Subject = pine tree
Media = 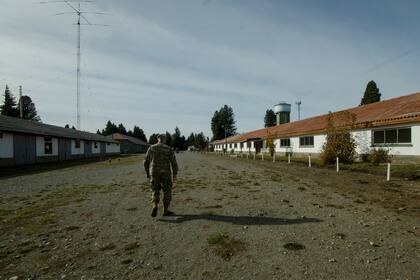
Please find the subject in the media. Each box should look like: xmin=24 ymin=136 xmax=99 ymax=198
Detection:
xmin=117 ymin=123 xmax=127 ymax=134
xmin=211 ymin=105 xmax=236 ymax=140
xmin=18 ymin=95 xmax=41 ymax=121
xmin=0 ymin=85 xmax=19 ymax=117
xmin=360 ymin=80 xmax=381 ymax=105
xmin=132 ymin=126 xmax=147 ymax=142
xmin=102 ymin=121 xmax=119 ymax=135
xmin=65 ymin=124 xmax=70 ymax=128
xmin=264 ymin=109 xmax=276 ymax=127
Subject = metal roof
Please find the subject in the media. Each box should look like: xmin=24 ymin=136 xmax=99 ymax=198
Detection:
xmin=0 ymin=115 xmax=119 ymax=143
xmin=107 ymin=133 xmax=150 ymax=146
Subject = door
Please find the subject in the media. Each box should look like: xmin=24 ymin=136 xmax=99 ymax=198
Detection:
xmin=254 ymin=140 xmax=262 ymax=154
xmin=65 ymin=139 xmax=72 ymax=160
xmin=84 ymin=141 xmax=92 ymax=158
xmin=100 ymin=142 xmax=106 ymax=157
xmin=58 ymin=138 xmax=66 ymax=161
xmin=13 ymin=134 xmax=37 ymax=166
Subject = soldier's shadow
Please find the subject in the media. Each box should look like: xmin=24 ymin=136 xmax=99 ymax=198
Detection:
xmin=158 ymin=214 xmax=322 ymax=225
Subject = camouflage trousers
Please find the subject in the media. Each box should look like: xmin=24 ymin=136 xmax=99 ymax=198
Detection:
xmin=150 ymin=175 xmax=173 ymax=204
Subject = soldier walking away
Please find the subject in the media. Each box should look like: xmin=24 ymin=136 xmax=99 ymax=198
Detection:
xmin=144 ymin=134 xmax=178 ymax=217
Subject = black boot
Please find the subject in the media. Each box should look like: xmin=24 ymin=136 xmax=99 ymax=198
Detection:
xmin=163 ymin=202 xmax=174 ymax=216
xmin=151 ymin=202 xmax=158 ymax=217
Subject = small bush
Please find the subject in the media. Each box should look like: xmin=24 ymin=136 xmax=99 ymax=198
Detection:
xmin=230 ymin=149 xmax=235 ymax=155
xmin=368 ymin=148 xmax=389 ymax=165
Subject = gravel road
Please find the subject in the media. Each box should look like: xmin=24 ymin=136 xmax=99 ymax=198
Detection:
xmin=0 ymin=152 xmax=419 ymax=279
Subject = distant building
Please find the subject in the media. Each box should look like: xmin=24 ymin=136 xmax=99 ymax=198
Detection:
xmin=212 ymin=92 xmax=420 ymax=163
xmin=107 ymin=133 xmax=149 ymax=154
xmin=0 ymin=115 xmax=120 ymax=167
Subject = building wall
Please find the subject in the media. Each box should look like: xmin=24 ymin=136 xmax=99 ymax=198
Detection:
xmin=353 ymin=123 xmax=420 ymax=156
xmin=36 ymin=136 xmax=58 ymax=157
xmin=0 ymin=132 xmax=14 ymax=158
xmin=213 ymin=123 xmax=420 ymax=159
xmin=71 ymin=139 xmax=85 ymax=155
xmin=92 ymin=141 xmax=100 ymax=154
xmin=106 ymin=143 xmax=120 ymax=154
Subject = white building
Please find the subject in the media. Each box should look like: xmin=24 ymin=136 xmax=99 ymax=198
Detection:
xmin=212 ymin=92 xmax=420 ymax=162
xmin=0 ymin=115 xmax=120 ymax=167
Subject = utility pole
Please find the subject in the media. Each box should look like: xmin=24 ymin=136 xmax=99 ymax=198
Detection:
xmin=19 ymin=86 xmax=23 ymax=119
xmin=296 ymin=101 xmax=302 ymax=121
xmin=76 ymin=2 xmax=81 ymax=130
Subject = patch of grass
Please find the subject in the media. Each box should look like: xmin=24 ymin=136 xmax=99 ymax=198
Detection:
xmin=65 ymin=225 xmax=81 ymax=231
xmin=207 ymin=233 xmax=246 ymax=260
xmin=121 ymin=258 xmax=133 ymax=265
xmin=100 ymin=243 xmax=116 ymax=251
xmin=17 ymin=240 xmax=38 ymax=254
xmin=124 ymin=242 xmax=140 ymax=251
xmin=283 ymin=242 xmax=305 ymax=251
xmin=125 ymin=207 xmax=138 ymax=211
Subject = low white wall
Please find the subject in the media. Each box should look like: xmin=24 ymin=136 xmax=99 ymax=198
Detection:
xmin=0 ymin=132 xmax=14 ymax=158
xmin=353 ymin=123 xmax=420 ymax=156
xmin=71 ymin=139 xmax=85 ymax=155
xmin=92 ymin=141 xmax=100 ymax=154
xmin=106 ymin=143 xmax=120 ymax=154
xmin=36 ymin=136 xmax=58 ymax=156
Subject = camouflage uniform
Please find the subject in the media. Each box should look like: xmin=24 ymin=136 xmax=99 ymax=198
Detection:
xmin=143 ymin=143 xmax=178 ymax=205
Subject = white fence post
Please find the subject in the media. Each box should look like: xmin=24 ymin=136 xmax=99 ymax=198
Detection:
xmin=273 ymin=154 xmax=276 ymax=163
xmin=262 ymin=153 xmax=264 ymax=161
xmin=288 ymin=153 xmax=291 ymax=164
xmin=387 ymin=162 xmax=391 ymax=181
xmin=308 ymin=154 xmax=312 ymax=168
xmin=336 ymin=157 xmax=339 ymax=173
xmin=253 ymin=153 xmax=256 ymax=160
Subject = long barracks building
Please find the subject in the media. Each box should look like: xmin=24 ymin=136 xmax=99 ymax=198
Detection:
xmin=212 ymin=92 xmax=420 ymax=163
xmin=0 ymin=115 xmax=120 ymax=167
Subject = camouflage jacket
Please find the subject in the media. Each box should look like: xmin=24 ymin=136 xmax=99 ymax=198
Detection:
xmin=144 ymin=143 xmax=178 ymax=178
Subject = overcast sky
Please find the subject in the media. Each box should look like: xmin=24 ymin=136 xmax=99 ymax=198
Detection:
xmin=1 ymin=0 xmax=420 ymax=138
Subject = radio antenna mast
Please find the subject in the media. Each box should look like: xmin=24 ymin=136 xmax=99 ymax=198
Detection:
xmin=40 ymin=0 xmax=108 ymax=130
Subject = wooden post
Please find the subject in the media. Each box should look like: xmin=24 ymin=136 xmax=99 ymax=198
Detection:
xmin=288 ymin=153 xmax=291 ymax=164
xmin=387 ymin=162 xmax=391 ymax=181
xmin=262 ymin=153 xmax=264 ymax=161
xmin=253 ymin=152 xmax=256 ymax=160
xmin=308 ymin=154 xmax=312 ymax=168
xmin=336 ymin=157 xmax=339 ymax=173
xmin=273 ymin=154 xmax=275 ymax=163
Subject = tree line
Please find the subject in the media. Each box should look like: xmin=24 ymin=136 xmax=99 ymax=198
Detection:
xmin=0 ymin=85 xmax=41 ymax=121
xmin=96 ymin=121 xmax=208 ymax=151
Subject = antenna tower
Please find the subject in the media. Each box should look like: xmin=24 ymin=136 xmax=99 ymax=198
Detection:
xmin=40 ymin=0 xmax=108 ymax=130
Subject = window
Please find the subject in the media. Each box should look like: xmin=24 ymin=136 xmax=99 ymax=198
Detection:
xmin=234 ymin=143 xmax=237 ymax=148
xmin=240 ymin=142 xmax=243 ymax=148
xmin=94 ymin=142 xmax=98 ymax=149
xmin=75 ymin=139 xmax=81 ymax=149
xmin=373 ymin=127 xmax=411 ymax=145
xmin=299 ymin=136 xmax=314 ymax=147
xmin=0 ymin=132 xmax=3 ymax=139
xmin=247 ymin=142 xmax=251 ymax=148
xmin=280 ymin=138 xmax=291 ymax=147
xmin=44 ymin=136 xmax=53 ymax=154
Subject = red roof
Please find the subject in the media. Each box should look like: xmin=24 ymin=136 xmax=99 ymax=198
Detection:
xmin=212 ymin=91 xmax=420 ymax=144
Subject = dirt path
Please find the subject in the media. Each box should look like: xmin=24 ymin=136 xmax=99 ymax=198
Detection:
xmin=1 ymin=153 xmax=419 ymax=279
